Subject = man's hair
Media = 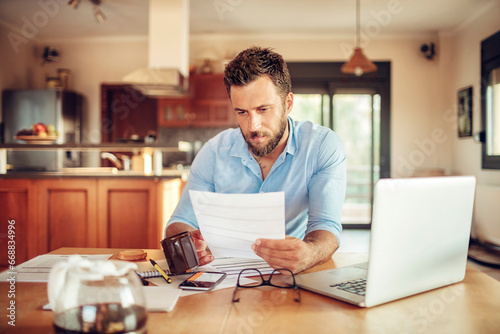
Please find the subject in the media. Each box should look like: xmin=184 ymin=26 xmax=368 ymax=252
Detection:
xmin=223 ymin=47 xmax=292 ymax=103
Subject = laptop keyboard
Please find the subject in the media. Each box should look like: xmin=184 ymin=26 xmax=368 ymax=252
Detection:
xmin=330 ymin=278 xmax=366 ymax=296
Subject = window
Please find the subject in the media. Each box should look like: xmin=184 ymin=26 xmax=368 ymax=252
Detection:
xmin=486 ymin=68 xmax=500 ymax=155
xmin=481 ymin=30 xmax=500 ymax=169
xmin=288 ymin=62 xmax=391 ymax=228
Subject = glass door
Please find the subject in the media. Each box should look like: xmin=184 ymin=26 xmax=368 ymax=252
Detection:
xmin=292 ymin=90 xmax=381 ymax=226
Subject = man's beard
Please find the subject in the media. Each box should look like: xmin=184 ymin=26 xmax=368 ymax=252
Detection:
xmin=243 ymin=115 xmax=288 ymax=157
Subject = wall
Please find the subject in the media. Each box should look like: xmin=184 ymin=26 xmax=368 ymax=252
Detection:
xmin=438 ymin=1 xmax=500 ymax=244
xmin=0 ymin=24 xmax=38 ymax=123
xmin=34 ymin=37 xmax=148 ymax=144
xmin=0 ymin=23 xmax=149 ymax=143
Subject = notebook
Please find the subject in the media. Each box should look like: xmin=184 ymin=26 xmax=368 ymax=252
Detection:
xmin=291 ymin=176 xmax=476 ymax=307
xmin=136 ymin=258 xmax=170 ymax=278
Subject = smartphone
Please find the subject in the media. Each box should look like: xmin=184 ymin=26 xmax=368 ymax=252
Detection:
xmin=179 ymin=271 xmax=227 ymax=291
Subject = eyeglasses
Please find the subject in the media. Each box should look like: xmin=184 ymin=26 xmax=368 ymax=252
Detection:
xmin=232 ymin=268 xmax=301 ymax=303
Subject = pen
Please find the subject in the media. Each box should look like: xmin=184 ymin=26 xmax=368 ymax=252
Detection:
xmin=149 ymin=259 xmax=172 ymax=284
xmin=136 ymin=272 xmax=150 ymax=286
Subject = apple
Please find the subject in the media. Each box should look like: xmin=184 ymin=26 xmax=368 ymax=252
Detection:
xmin=46 ymin=124 xmax=57 ymax=136
xmin=31 ymin=123 xmax=47 ymax=135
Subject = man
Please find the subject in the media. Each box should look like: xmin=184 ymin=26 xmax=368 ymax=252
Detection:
xmin=166 ymin=47 xmax=346 ymax=274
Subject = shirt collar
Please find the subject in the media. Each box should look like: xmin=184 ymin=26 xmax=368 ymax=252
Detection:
xmin=285 ymin=116 xmax=297 ymax=156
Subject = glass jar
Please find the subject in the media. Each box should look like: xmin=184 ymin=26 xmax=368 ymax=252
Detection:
xmin=48 ymin=256 xmax=147 ymax=334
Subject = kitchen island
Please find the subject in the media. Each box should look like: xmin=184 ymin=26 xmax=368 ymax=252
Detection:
xmin=0 ymin=175 xmax=184 ymax=268
xmin=0 ymin=143 xmax=190 ymax=268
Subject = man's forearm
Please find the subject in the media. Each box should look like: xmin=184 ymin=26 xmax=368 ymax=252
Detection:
xmin=303 ymin=229 xmax=339 ymax=268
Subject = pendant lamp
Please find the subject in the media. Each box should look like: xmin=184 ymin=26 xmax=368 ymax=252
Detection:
xmin=68 ymin=0 xmax=107 ymax=23
xmin=341 ymin=0 xmax=377 ymax=76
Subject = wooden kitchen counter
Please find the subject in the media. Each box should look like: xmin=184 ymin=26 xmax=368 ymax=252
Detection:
xmin=0 ymin=170 xmax=187 ymax=179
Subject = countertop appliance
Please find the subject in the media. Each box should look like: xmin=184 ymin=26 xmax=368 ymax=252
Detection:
xmin=1 ymin=89 xmax=82 ymax=171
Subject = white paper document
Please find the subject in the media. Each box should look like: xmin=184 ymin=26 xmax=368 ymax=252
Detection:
xmin=45 ymin=286 xmax=181 ymax=313
xmin=210 ymin=257 xmax=275 ymax=277
xmin=0 ymin=254 xmax=113 ymax=282
xmin=142 ymin=286 xmax=181 ymax=312
xmin=189 ymin=190 xmax=286 ymax=259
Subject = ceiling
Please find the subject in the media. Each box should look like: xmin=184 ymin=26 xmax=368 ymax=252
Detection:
xmin=0 ymin=0 xmax=496 ymax=40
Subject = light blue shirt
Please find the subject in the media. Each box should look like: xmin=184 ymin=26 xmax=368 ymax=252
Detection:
xmin=167 ymin=117 xmax=346 ymax=243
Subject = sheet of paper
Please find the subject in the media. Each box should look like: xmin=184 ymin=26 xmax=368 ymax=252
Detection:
xmin=44 ymin=286 xmax=181 ymax=313
xmin=142 ymin=286 xmax=181 ymax=312
xmin=0 ymin=254 xmax=113 ymax=282
xmin=189 ymin=190 xmax=286 ymax=258
xmin=209 ymin=257 xmax=275 ymax=277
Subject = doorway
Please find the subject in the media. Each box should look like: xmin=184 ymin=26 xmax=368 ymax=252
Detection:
xmin=292 ymin=91 xmax=381 ymax=226
xmin=287 ymin=61 xmax=391 ymax=228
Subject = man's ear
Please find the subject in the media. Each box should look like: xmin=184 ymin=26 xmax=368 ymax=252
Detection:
xmin=285 ymin=92 xmax=294 ymax=114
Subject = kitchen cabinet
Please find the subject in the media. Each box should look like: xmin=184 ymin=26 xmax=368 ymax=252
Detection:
xmin=190 ymin=74 xmax=238 ymax=128
xmin=191 ymin=73 xmax=228 ymax=100
xmin=0 ymin=179 xmax=38 ymax=267
xmin=97 ymin=179 xmax=160 ymax=249
xmin=190 ymin=99 xmax=236 ymax=127
xmin=37 ymin=179 xmax=98 ymax=253
xmin=157 ymin=98 xmax=192 ymax=127
xmin=105 ymin=75 xmax=237 ymax=130
xmin=101 ymin=84 xmax=158 ymax=142
xmin=0 ymin=177 xmax=182 ymax=266
xmin=156 ymin=74 xmax=237 ymax=128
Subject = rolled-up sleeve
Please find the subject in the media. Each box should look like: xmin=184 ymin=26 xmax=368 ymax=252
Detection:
xmin=306 ymin=131 xmax=346 ymax=243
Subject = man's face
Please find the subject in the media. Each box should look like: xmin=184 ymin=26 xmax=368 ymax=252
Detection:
xmin=230 ymin=76 xmax=293 ymax=157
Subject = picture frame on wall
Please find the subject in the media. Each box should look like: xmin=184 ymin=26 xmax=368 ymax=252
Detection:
xmin=458 ymin=86 xmax=473 ymax=137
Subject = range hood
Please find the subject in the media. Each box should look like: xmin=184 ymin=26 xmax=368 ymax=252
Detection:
xmin=123 ymin=0 xmax=189 ymax=97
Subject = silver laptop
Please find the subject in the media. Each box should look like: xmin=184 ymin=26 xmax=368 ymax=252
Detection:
xmin=292 ymin=176 xmax=476 ymax=307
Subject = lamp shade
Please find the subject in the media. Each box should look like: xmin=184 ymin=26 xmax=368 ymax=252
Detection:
xmin=341 ymin=47 xmax=377 ymax=76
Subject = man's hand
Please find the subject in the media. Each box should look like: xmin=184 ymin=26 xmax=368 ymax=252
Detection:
xmin=190 ymin=229 xmax=214 ymax=266
xmin=251 ymin=230 xmax=339 ymax=274
xmin=165 ymin=223 xmax=214 ymax=266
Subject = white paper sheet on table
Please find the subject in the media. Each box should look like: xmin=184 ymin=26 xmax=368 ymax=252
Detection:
xmin=0 ymin=254 xmax=113 ymax=282
xmin=189 ymin=190 xmax=286 ymax=259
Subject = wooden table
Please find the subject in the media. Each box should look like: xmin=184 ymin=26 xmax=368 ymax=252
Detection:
xmin=1 ymin=248 xmax=500 ymax=334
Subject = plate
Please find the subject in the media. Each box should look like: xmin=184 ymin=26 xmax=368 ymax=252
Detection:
xmin=14 ymin=135 xmax=59 ymax=144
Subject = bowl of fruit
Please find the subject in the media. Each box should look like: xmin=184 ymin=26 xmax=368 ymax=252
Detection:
xmin=14 ymin=123 xmax=59 ymax=144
